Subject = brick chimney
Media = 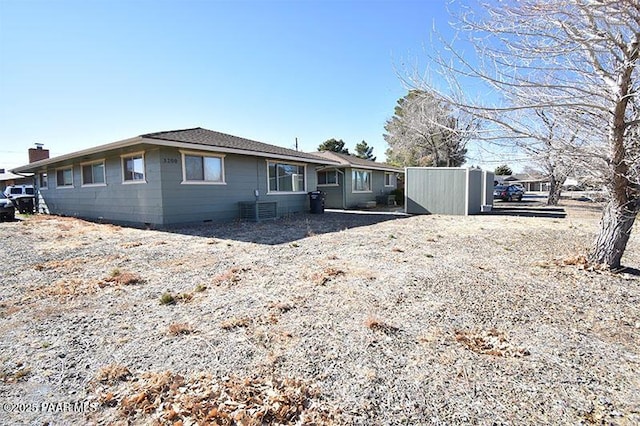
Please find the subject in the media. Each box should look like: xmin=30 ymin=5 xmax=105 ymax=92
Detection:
xmin=28 ymin=143 xmax=49 ymax=163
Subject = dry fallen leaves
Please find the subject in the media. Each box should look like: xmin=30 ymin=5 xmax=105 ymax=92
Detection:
xmin=535 ymin=254 xmax=611 ymax=272
xmin=94 ymin=370 xmax=335 ymax=425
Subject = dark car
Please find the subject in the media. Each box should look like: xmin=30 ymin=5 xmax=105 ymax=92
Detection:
xmin=0 ymin=193 xmax=15 ymax=221
xmin=494 ymin=184 xmax=524 ymax=201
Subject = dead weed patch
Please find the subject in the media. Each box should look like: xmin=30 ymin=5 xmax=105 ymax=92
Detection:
xmin=212 ymin=266 xmax=252 ymax=286
xmin=310 ymin=267 xmax=345 ymax=286
xmin=120 ymin=241 xmax=143 ymax=249
xmin=221 ymin=317 xmax=251 ymax=330
xmin=34 ymin=258 xmax=87 ymax=272
xmin=95 ymin=364 xmax=132 ymax=385
xmin=103 ymin=270 xmax=145 ymax=286
xmin=33 ymin=278 xmax=100 ymax=299
xmin=168 ymin=322 xmax=194 ymax=336
xmin=365 ymin=316 xmax=401 ymax=335
xmin=455 ymin=328 xmax=530 ymax=357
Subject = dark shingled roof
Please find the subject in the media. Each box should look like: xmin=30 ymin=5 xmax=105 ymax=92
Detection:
xmin=312 ymin=151 xmax=403 ymax=172
xmin=143 ymin=127 xmax=330 ymax=163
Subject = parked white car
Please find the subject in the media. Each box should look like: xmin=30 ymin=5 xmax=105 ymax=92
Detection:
xmin=3 ymin=184 xmax=35 ymax=213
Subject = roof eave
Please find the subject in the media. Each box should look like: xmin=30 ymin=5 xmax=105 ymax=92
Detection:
xmin=10 ymin=136 xmax=145 ymax=173
xmin=355 ymin=165 xmax=404 ymax=173
xmin=312 ymin=151 xmax=403 ymax=173
xmin=9 ymin=134 xmax=343 ymax=174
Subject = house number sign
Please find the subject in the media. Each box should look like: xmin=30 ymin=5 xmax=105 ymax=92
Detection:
xmin=163 ymin=158 xmax=179 ymax=164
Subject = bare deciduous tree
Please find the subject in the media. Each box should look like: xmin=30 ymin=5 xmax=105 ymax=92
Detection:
xmin=412 ymin=0 xmax=639 ymax=269
xmin=525 ymin=110 xmax=578 ymax=205
xmin=384 ymin=90 xmax=474 ymax=167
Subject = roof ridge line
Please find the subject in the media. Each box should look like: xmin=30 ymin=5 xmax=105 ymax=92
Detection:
xmin=141 ymin=127 xmax=203 ymax=137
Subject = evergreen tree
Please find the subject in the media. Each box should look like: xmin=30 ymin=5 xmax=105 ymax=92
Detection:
xmin=355 ymin=140 xmax=376 ymax=161
xmin=318 ymin=138 xmax=349 ymax=154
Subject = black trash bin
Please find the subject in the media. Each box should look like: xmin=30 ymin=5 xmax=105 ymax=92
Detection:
xmin=308 ymin=191 xmax=325 ymax=214
xmin=14 ymin=197 xmax=35 ymax=214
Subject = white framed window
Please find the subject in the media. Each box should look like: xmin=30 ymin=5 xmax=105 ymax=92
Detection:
xmin=56 ymin=167 xmax=74 ymax=188
xmin=181 ymin=151 xmax=225 ymax=184
xmin=81 ymin=160 xmax=106 ymax=186
xmin=38 ymin=172 xmax=48 ymax=189
xmin=317 ymin=170 xmax=338 ymax=186
xmin=352 ymin=169 xmax=372 ymax=192
xmin=122 ymin=152 xmax=146 ymax=184
xmin=268 ymin=161 xmax=306 ymax=193
xmin=384 ymin=172 xmax=394 ymax=187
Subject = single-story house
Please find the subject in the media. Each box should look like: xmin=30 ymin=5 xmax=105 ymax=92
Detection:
xmin=0 ymin=169 xmax=32 ymax=193
xmin=495 ymin=174 xmax=550 ymax=192
xmin=10 ymin=127 xmax=343 ymax=227
xmin=311 ymin=151 xmax=403 ymax=209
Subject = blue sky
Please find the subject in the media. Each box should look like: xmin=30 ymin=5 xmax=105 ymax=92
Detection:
xmin=0 ymin=0 xmax=500 ymax=170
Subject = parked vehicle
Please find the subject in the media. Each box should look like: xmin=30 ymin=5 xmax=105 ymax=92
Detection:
xmin=0 ymin=193 xmax=16 ymax=220
xmin=3 ymin=184 xmax=35 ymax=213
xmin=494 ymin=184 xmax=524 ymax=201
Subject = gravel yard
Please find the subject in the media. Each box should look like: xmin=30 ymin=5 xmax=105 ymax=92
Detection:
xmin=0 ymin=200 xmax=639 ymax=425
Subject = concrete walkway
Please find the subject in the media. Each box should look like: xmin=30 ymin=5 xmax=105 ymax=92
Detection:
xmin=325 ymin=207 xmax=409 ymax=216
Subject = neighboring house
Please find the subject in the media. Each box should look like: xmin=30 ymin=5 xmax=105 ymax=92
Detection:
xmin=0 ymin=169 xmax=32 ymax=193
xmin=494 ymin=174 xmax=550 ymax=192
xmin=10 ymin=128 xmax=341 ymax=226
xmin=311 ymin=151 xmax=403 ymax=209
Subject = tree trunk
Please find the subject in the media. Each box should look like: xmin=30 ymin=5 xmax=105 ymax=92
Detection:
xmin=589 ymin=199 xmax=640 ymax=270
xmin=547 ymin=177 xmax=561 ymax=206
xmin=546 ymin=174 xmax=566 ymax=206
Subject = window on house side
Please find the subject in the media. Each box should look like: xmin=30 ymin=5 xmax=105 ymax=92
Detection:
xmin=268 ymin=162 xmax=305 ymax=192
xmin=318 ymin=170 xmax=338 ymax=185
xmin=82 ymin=161 xmax=106 ymax=186
xmin=56 ymin=167 xmax=73 ymax=187
xmin=122 ymin=154 xmax=145 ymax=182
xmin=182 ymin=154 xmax=224 ymax=183
xmin=39 ymin=173 xmax=48 ymax=189
xmin=352 ymin=169 xmax=371 ymax=192
xmin=384 ymin=172 xmax=394 ymax=187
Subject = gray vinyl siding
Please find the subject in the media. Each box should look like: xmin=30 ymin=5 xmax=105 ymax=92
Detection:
xmin=158 ymin=147 xmax=318 ymax=225
xmin=34 ymin=144 xmax=324 ymax=226
xmin=37 ymin=146 xmax=164 ymax=226
xmin=345 ymin=168 xmax=393 ymax=208
xmin=318 ymin=171 xmax=344 ymax=209
xmin=317 ymin=168 xmax=397 ymax=209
